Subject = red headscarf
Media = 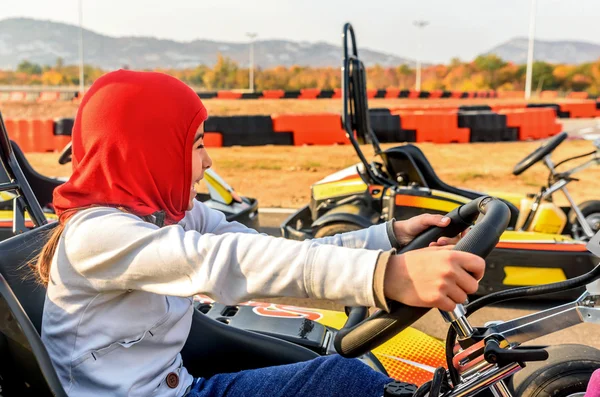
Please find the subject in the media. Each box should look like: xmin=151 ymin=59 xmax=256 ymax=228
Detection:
xmin=53 ymin=70 xmax=208 ymax=224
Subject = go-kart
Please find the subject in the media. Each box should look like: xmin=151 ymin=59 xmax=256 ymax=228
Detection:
xmin=281 ymin=23 xmax=599 ymax=301
xmin=0 ymin=138 xmax=259 ymax=242
xmin=2 ymin=95 xmax=600 ymax=397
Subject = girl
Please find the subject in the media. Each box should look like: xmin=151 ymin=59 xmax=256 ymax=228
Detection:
xmin=37 ymin=70 xmax=484 ymax=397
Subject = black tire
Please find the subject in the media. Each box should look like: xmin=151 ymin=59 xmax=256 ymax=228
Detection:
xmin=569 ymin=200 xmax=600 ymax=238
xmin=508 ymin=344 xmax=600 ymax=397
xmin=314 ymin=222 xmax=362 ymax=238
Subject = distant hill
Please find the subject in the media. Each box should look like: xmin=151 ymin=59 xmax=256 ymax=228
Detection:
xmin=0 ymin=17 xmax=413 ymax=70
xmin=485 ymin=37 xmax=600 ymax=64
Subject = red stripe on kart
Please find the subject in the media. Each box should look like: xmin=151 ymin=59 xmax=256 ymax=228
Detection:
xmin=496 ymin=242 xmax=588 ymax=252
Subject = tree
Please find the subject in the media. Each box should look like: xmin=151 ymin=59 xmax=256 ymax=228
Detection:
xmin=16 ymin=60 xmax=42 ymax=75
xmin=473 ymin=54 xmax=507 ymax=89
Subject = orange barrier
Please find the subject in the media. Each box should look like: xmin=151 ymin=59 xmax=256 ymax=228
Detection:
xmin=261 ymin=90 xmax=285 ymax=99
xmin=567 ymin=92 xmax=589 ymax=99
xmin=540 ymin=91 xmax=558 ymax=99
xmin=367 ymin=89 xmax=378 ymax=99
xmin=216 ymin=91 xmax=243 ymax=99
xmin=385 ymin=88 xmax=401 ymax=99
xmin=31 ymin=119 xmax=56 ymax=152
xmin=393 ymin=111 xmax=469 ymax=143
xmin=408 ymin=90 xmax=420 ymax=99
xmin=429 ymin=90 xmax=443 ymax=99
xmin=499 ymin=108 xmax=559 ymax=140
xmin=37 ymin=92 xmax=61 ymax=102
xmin=559 ymin=101 xmax=597 ymax=118
xmin=298 ymin=88 xmax=321 ymax=99
xmin=272 ymin=113 xmax=348 ymax=145
xmin=8 ymin=92 xmax=27 ymax=101
xmin=390 ymin=105 xmax=458 ymax=112
xmin=53 ymin=135 xmax=71 ymax=152
xmin=204 ymin=132 xmax=223 ymax=148
xmin=490 ymin=103 xmax=526 ymax=112
xmin=332 ymin=88 xmax=343 ymax=99
xmin=450 ymin=91 xmax=463 ymax=99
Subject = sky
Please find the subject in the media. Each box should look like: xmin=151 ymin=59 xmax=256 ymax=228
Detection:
xmin=2 ymin=0 xmax=599 ymax=63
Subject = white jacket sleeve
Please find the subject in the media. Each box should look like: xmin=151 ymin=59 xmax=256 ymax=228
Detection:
xmin=63 ymin=207 xmax=386 ymax=307
xmin=183 ymin=199 xmax=396 ymax=251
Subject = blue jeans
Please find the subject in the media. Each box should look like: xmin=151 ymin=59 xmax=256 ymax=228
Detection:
xmin=184 ymin=355 xmax=393 ymax=397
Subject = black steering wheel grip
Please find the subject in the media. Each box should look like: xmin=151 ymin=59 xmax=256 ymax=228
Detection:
xmin=512 ymin=132 xmax=568 ymax=176
xmin=333 ymin=196 xmax=511 ymax=358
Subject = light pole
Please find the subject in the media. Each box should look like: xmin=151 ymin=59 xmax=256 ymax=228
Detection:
xmin=413 ymin=20 xmax=429 ymax=92
xmin=525 ymin=0 xmax=537 ymax=100
xmin=246 ymin=32 xmax=257 ymax=92
xmin=78 ymin=0 xmax=85 ymax=95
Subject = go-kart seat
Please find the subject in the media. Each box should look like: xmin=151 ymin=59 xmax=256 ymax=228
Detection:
xmin=0 ymin=223 xmax=319 ymax=394
xmin=384 ymin=144 xmax=520 ymax=228
xmin=0 ymin=142 xmax=62 ymax=211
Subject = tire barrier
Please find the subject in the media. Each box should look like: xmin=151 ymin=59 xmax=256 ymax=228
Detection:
xmin=2 ymin=106 xmax=565 ymax=152
xmin=1 ymin=89 xmax=597 ymax=103
xmin=204 ymin=115 xmax=292 ymax=147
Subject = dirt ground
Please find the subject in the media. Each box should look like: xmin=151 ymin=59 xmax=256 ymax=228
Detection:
xmin=28 ymin=139 xmax=599 ymax=208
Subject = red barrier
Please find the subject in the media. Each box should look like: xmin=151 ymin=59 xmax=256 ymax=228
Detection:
xmin=332 ymin=88 xmax=342 ymax=99
xmin=366 ymin=89 xmax=378 ymax=99
xmin=408 ymin=90 xmax=420 ymax=99
xmin=429 ymin=90 xmax=443 ymax=99
xmin=540 ymin=91 xmax=558 ymax=99
xmin=393 ymin=111 xmax=469 ymax=143
xmin=37 ymin=92 xmax=61 ymax=102
xmin=216 ymin=91 xmax=243 ymax=99
xmin=8 ymin=92 xmax=26 ymax=101
xmin=53 ymin=135 xmax=71 ymax=152
xmin=31 ymin=119 xmax=56 ymax=152
xmin=261 ymin=90 xmax=285 ymax=99
xmin=272 ymin=113 xmax=348 ymax=145
xmin=450 ymin=91 xmax=463 ymax=99
xmin=298 ymin=88 xmax=321 ymax=100
xmin=204 ymin=132 xmax=223 ymax=148
xmin=559 ymin=101 xmax=597 ymax=118
xmin=500 ymin=108 xmax=556 ymax=140
xmin=567 ymin=92 xmax=589 ymax=99
xmin=385 ymin=88 xmax=401 ymax=99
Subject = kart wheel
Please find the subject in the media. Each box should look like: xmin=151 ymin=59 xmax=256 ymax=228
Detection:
xmin=508 ymin=344 xmax=600 ymax=397
xmin=314 ymin=222 xmax=362 ymax=238
xmin=569 ymin=200 xmax=600 ymax=240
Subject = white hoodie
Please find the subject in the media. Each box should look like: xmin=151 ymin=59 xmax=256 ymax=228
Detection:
xmin=42 ymin=199 xmax=396 ymax=396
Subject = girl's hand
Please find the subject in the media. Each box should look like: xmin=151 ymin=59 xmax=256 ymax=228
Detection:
xmin=393 ymin=214 xmax=466 ymax=247
xmin=384 ymin=245 xmax=485 ymax=312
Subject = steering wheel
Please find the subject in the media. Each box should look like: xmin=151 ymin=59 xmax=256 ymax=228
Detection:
xmin=334 ymin=196 xmax=511 ymax=358
xmin=58 ymin=142 xmax=72 ymax=165
xmin=512 ymin=132 xmax=568 ymax=176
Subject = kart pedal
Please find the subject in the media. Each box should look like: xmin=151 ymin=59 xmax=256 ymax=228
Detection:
xmin=384 ymin=380 xmax=417 ymax=397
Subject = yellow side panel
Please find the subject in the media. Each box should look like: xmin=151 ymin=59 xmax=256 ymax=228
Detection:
xmin=503 ymin=266 xmax=567 ymax=286
xmin=486 ymin=191 xmax=526 ymax=208
xmin=499 ymin=231 xmax=574 ymax=242
xmin=430 ymin=190 xmax=470 ymax=204
xmin=312 ymin=179 xmax=368 ymax=201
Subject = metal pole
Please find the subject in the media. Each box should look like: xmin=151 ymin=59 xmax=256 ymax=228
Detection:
xmin=525 ymin=0 xmax=537 ymax=100
xmin=246 ymin=33 xmax=257 ymax=92
xmin=413 ymin=20 xmax=429 ymax=92
xmin=78 ymin=0 xmax=85 ymax=95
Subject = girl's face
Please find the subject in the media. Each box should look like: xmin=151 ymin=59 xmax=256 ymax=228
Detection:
xmin=189 ymin=122 xmax=212 ymax=210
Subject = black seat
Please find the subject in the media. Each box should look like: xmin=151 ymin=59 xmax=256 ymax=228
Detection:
xmin=0 ymin=223 xmax=319 ymax=395
xmin=384 ymin=144 xmax=520 ymax=227
xmin=0 ymin=141 xmax=62 ymax=211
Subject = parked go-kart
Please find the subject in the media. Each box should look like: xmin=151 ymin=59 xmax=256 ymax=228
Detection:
xmin=0 ymin=139 xmax=259 ymax=242
xmin=282 ymin=23 xmax=600 ymax=301
xmin=3 ymin=102 xmax=600 ymax=397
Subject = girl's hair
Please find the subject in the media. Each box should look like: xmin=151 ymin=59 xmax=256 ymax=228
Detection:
xmin=30 ymin=206 xmax=139 ymax=286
